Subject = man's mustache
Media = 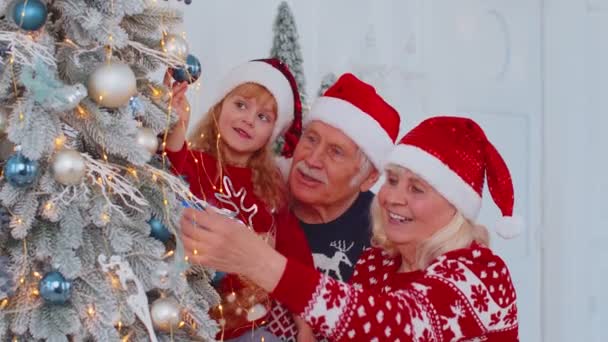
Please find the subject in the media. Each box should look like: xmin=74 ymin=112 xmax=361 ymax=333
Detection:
xmin=294 ymin=161 xmax=329 ymax=185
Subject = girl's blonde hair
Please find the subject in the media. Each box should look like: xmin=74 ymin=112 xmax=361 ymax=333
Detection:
xmin=188 ymin=83 xmax=287 ymax=210
xmin=370 ymin=182 xmax=490 ymax=271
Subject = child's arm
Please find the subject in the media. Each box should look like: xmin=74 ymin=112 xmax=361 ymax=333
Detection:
xmin=164 ymin=71 xmax=191 ymax=152
xmin=293 ymin=315 xmax=316 ymax=342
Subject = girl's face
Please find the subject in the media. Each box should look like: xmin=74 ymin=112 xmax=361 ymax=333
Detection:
xmin=217 ymin=84 xmax=278 ymax=164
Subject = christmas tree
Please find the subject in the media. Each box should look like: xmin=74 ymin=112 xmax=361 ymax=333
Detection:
xmin=0 ymin=0 xmax=218 ymax=340
xmin=317 ymin=72 xmax=336 ymax=97
xmin=270 ymin=1 xmax=306 ymax=105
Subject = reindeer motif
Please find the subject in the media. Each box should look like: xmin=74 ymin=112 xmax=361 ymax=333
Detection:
xmin=313 ymin=240 xmax=355 ymax=281
xmin=442 ymin=301 xmax=466 ymax=341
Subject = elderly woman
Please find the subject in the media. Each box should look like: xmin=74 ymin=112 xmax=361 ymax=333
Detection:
xmin=181 ymin=116 xmax=521 ymax=341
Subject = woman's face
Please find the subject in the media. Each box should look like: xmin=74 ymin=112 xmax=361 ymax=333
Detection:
xmin=377 ymin=166 xmax=457 ymax=246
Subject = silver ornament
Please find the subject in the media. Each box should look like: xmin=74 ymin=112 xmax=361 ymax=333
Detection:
xmin=136 ymin=127 xmax=159 ymax=155
xmin=52 ymin=149 xmax=86 ymax=186
xmin=88 ymin=63 xmax=137 ymax=108
xmin=150 ymin=297 xmax=181 ymax=332
xmin=161 ymin=34 xmax=189 ymax=63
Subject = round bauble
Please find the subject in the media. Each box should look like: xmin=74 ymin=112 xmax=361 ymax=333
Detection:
xmin=52 ymin=149 xmax=86 ymax=186
xmin=4 ymin=153 xmax=39 ymax=187
xmin=12 ymin=0 xmax=47 ymax=31
xmin=170 ymin=54 xmax=201 ymax=84
xmin=88 ymin=63 xmax=137 ymax=108
xmin=39 ymin=271 xmax=72 ymax=305
xmin=150 ymin=297 xmax=182 ymax=332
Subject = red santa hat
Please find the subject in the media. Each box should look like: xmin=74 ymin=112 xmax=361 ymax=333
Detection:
xmin=304 ymin=73 xmax=400 ymax=169
xmin=386 ymin=116 xmax=523 ymax=239
xmin=215 ymin=58 xmax=302 ymax=148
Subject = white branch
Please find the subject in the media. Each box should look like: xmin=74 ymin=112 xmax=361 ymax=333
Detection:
xmin=0 ymin=31 xmax=56 ymax=67
xmin=82 ymin=154 xmax=149 ymax=217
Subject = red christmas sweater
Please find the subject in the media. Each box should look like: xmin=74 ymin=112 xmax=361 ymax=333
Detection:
xmin=165 ymin=143 xmax=313 ymax=339
xmin=272 ymin=242 xmax=519 ymax=341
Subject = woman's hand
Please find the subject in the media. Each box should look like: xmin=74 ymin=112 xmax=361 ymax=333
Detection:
xmin=180 ymin=208 xmax=287 ymax=292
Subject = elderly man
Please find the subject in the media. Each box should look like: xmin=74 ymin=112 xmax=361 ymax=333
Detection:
xmin=181 ymin=73 xmax=400 ymax=341
xmin=286 ymin=73 xmax=400 ymax=283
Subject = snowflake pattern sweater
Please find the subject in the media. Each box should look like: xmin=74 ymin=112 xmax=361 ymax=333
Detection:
xmin=271 ymin=242 xmax=519 ymax=341
xmin=165 ymin=143 xmax=313 ymax=339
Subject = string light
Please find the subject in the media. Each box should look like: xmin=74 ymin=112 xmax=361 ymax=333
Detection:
xmin=87 ymin=305 xmax=96 ymax=317
xmin=163 ymin=250 xmax=174 ymax=259
xmin=54 ymin=135 xmax=66 ymax=149
xmin=178 ymin=321 xmax=185 ymax=329
xmin=33 ymin=271 xmax=42 ymax=279
xmin=0 ymin=299 xmax=8 ymax=309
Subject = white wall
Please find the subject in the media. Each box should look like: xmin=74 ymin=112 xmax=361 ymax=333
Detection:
xmin=543 ymin=0 xmax=608 ymax=341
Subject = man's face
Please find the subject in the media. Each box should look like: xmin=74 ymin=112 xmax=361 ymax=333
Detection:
xmin=288 ymin=121 xmax=371 ymax=206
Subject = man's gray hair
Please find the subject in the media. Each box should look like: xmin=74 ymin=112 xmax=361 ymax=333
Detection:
xmin=350 ymin=149 xmax=374 ymax=187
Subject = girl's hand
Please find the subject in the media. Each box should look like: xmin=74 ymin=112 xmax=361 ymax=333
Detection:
xmin=164 ymin=70 xmax=190 ymax=123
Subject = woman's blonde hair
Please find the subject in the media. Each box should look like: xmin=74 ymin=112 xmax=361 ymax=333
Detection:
xmin=188 ymin=83 xmax=287 ymax=210
xmin=370 ymin=175 xmax=490 ymax=270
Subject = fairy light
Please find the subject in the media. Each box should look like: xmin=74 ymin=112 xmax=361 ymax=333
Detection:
xmin=193 ymin=249 xmax=198 ymax=256
xmin=33 ymin=271 xmax=42 ymax=279
xmin=87 ymin=305 xmax=96 ymax=317
xmin=54 ymin=135 xmax=66 ymax=149
xmin=19 ymin=277 xmax=25 ymax=285
xmin=163 ymin=198 xmax=168 ymax=206
xmin=31 ymin=289 xmax=39 ymax=296
xmin=76 ymin=105 xmax=88 ymax=118
xmin=184 ymin=256 xmax=189 ymax=262
xmin=101 ymin=212 xmax=111 ymax=224
xmin=18 ymin=112 xmax=24 ymax=121
xmin=1 ymin=299 xmax=8 ymax=309
xmin=178 ymin=321 xmax=185 ymax=329
xmin=163 ymin=250 xmax=174 ymax=259
xmin=117 ymin=320 xmax=122 ymax=331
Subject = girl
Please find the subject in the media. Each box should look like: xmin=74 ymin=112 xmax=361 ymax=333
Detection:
xmin=164 ymin=59 xmax=313 ymax=341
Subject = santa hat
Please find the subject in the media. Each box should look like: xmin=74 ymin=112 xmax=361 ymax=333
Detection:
xmin=215 ymin=58 xmax=302 ymax=146
xmin=386 ymin=116 xmax=523 ymax=239
xmin=305 ymin=73 xmax=400 ymax=169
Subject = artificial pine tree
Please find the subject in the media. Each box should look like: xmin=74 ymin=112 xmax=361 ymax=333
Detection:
xmin=317 ymin=72 xmax=336 ymax=97
xmin=0 ymin=1 xmax=219 ymax=340
xmin=270 ymin=1 xmax=306 ymax=105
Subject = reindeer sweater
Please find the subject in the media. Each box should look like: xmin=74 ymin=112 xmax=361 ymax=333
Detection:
xmin=165 ymin=143 xmax=313 ymax=339
xmin=267 ymin=191 xmax=373 ymax=341
xmin=271 ymin=243 xmax=519 ymax=341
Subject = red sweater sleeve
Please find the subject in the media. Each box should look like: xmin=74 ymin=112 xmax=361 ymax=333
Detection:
xmin=274 ymin=209 xmax=313 ymax=267
xmin=271 ymin=246 xmax=519 ymax=341
xmin=163 ymin=142 xmax=192 ymax=175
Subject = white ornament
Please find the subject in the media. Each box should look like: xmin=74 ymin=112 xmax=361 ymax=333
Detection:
xmin=98 ymin=254 xmax=158 ymax=342
xmin=150 ymin=297 xmax=182 ymax=332
xmin=52 ymin=149 xmax=86 ymax=185
xmin=136 ymin=127 xmax=159 ymax=156
xmin=88 ymin=63 xmax=137 ymax=108
xmin=161 ymin=34 xmax=189 ymax=63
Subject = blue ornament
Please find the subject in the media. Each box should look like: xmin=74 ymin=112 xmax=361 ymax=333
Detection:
xmin=149 ymin=217 xmax=172 ymax=243
xmin=4 ymin=153 xmax=39 ymax=187
xmin=170 ymin=54 xmax=202 ymax=84
xmin=39 ymin=271 xmax=72 ymax=305
xmin=12 ymin=0 xmax=48 ymax=31
xmin=211 ymin=271 xmax=226 ymax=286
